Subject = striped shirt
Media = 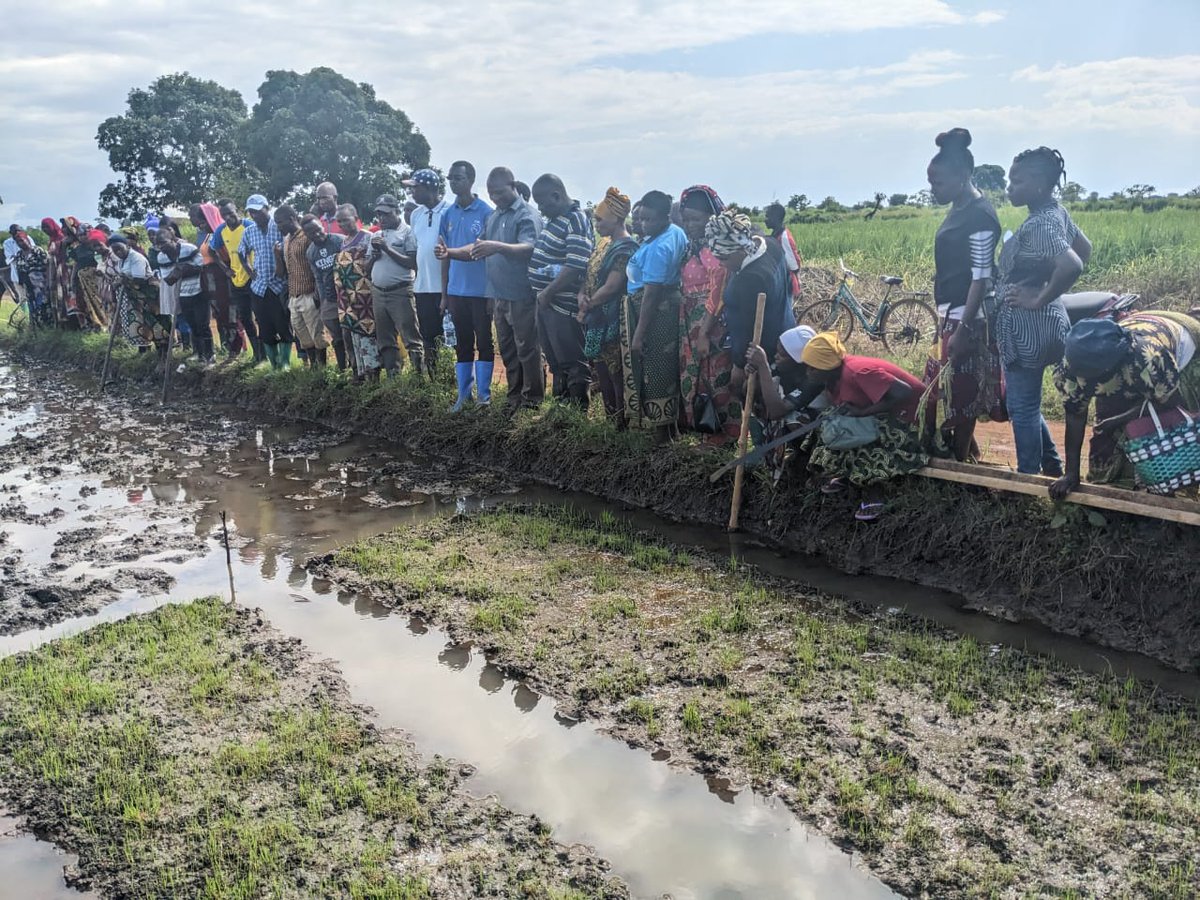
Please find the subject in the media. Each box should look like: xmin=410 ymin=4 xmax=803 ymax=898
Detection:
xmin=995 ymin=201 xmax=1083 ymax=369
xmin=237 ymin=219 xmax=286 ymax=297
xmin=283 ymin=230 xmax=316 ymax=297
xmin=528 ymin=200 xmax=594 ymax=315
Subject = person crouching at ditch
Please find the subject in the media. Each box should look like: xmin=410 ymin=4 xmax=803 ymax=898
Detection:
xmin=367 ymin=194 xmax=423 ymax=379
xmin=785 ymin=332 xmax=928 ymax=521
xmin=274 ymin=205 xmax=327 ymax=368
xmin=744 ymin=325 xmax=823 ymax=482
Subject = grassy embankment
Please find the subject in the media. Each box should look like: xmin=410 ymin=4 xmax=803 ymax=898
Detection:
xmin=321 ymin=505 xmax=1200 ymax=900
xmin=0 ymin=597 xmax=626 ymax=899
xmin=3 ymin=307 xmax=1200 ymax=672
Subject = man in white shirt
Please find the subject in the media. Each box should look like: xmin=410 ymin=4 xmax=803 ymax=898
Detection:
xmin=403 ymin=169 xmax=452 ymax=375
xmin=2 ymin=226 xmax=23 ymax=303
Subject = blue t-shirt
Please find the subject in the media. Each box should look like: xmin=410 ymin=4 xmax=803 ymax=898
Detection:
xmin=438 ymin=195 xmax=492 ymax=298
xmin=626 ymin=223 xmax=688 ymax=293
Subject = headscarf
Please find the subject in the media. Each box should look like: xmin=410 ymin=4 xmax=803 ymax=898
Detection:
xmin=86 ymin=228 xmax=108 ymax=245
xmin=198 ymin=202 xmax=223 ymax=233
xmin=680 ymin=185 xmax=724 ymax=216
xmin=800 ymin=331 xmax=847 ymax=371
xmin=40 ymin=218 xmax=63 ymax=241
xmin=594 ymin=187 xmax=630 ymax=222
xmin=143 ymin=213 xmax=161 ymax=232
xmin=704 ymin=209 xmax=757 ymax=258
xmin=62 ymin=216 xmax=82 ymax=237
xmin=779 ymin=325 xmax=817 ymax=363
xmin=1064 ymin=318 xmax=1131 ymax=379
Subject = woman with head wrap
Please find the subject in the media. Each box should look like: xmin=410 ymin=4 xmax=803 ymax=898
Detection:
xmin=995 ymin=145 xmax=1091 ymax=476
xmin=678 ymin=185 xmax=740 ymax=443
xmin=742 ymin=324 xmax=823 ymax=480
xmin=1049 ymin=311 xmax=1200 ymax=499
xmin=621 ymin=190 xmax=690 ymax=439
xmin=705 ymin=209 xmax=794 ymax=397
xmin=922 ymin=128 xmax=1004 ymax=462
xmin=577 ymin=187 xmax=637 ymax=422
xmin=12 ymin=231 xmax=53 ymax=326
xmin=40 ymin=217 xmax=73 ymax=325
xmin=103 ymin=233 xmax=161 ymax=352
xmin=786 ymin=331 xmax=929 ymax=519
xmin=68 ymin=222 xmax=109 ymax=330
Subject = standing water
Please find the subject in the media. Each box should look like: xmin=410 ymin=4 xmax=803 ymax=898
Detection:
xmin=0 ymin=359 xmax=895 ymax=899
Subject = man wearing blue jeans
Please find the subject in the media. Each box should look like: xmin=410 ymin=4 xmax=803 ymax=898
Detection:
xmin=1001 ymin=365 xmax=1062 ymax=476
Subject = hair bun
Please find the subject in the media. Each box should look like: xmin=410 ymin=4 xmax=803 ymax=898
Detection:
xmin=935 ymin=127 xmax=972 ymax=150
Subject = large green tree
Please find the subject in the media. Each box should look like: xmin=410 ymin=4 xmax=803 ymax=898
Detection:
xmin=96 ymin=73 xmax=251 ymax=219
xmin=972 ymin=164 xmax=1007 ymax=193
xmin=243 ymin=67 xmax=431 ymax=213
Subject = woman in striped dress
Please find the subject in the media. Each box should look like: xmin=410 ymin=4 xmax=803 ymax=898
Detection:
xmin=994 ymin=146 xmax=1090 ymax=475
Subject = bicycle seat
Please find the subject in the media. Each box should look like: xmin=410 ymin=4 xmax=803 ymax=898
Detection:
xmin=880 ymin=275 xmax=903 ymax=286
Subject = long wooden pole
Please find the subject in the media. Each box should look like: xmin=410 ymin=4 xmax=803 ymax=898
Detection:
xmin=98 ymin=288 xmax=121 ymax=392
xmin=917 ymin=458 xmax=1200 ymax=527
xmin=728 ymin=292 xmax=767 ymax=531
xmin=161 ymin=311 xmax=177 ymax=406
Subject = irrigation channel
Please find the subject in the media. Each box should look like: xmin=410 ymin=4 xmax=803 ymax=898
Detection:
xmin=0 ymin=353 xmax=1192 ymax=899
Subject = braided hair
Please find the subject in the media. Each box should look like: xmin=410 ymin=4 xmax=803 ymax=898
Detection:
xmin=1012 ymin=146 xmax=1067 ymax=192
xmin=931 ymin=127 xmax=974 ymax=176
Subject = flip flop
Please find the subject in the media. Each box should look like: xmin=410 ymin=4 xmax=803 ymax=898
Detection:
xmin=854 ymin=502 xmax=885 ymax=522
xmin=820 ymin=477 xmax=847 ymax=495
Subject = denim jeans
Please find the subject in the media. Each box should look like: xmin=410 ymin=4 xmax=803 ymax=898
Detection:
xmin=1002 ymin=363 xmax=1062 ymax=475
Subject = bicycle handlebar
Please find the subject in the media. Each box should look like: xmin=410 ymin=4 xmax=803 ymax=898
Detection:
xmin=838 ymin=257 xmax=860 ymax=279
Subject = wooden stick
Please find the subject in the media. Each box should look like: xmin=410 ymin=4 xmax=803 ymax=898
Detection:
xmin=916 ymin=459 xmax=1200 ymax=527
xmin=729 ymin=292 xmax=767 ymax=531
xmin=98 ymin=291 xmax=121 ymax=392
xmin=160 ymin=311 xmax=177 ymax=406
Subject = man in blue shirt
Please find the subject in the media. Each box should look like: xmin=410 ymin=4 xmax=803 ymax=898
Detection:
xmin=529 ymin=174 xmax=594 ymax=407
xmin=435 ymin=161 xmax=493 ymax=411
xmin=473 ymin=166 xmax=542 ymax=409
xmin=237 ymin=193 xmax=292 ymax=369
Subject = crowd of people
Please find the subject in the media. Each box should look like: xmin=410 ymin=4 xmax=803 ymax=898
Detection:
xmin=3 ymin=129 xmax=1197 ymax=517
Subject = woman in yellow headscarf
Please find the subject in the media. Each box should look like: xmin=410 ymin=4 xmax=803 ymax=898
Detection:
xmin=787 ymin=331 xmax=929 ymax=519
xmin=578 ymin=187 xmax=638 ymax=423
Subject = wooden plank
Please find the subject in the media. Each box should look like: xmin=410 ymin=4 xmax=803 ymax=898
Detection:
xmin=916 ymin=463 xmax=1200 ymax=527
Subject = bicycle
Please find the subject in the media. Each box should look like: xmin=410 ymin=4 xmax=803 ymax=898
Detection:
xmin=796 ymin=258 xmax=939 ymax=352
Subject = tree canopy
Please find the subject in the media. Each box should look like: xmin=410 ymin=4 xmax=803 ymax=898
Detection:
xmin=96 ymin=73 xmax=250 ymax=219
xmin=972 ymin=164 xmax=1006 ymax=193
xmin=243 ymin=68 xmax=431 ymax=213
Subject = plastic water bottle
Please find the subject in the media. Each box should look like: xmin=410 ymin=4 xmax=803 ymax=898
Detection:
xmin=442 ymin=311 xmax=457 ymax=349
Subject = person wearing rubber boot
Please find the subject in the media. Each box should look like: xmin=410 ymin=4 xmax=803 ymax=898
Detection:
xmin=367 ymin=194 xmax=422 ymax=379
xmin=529 ymin=173 xmax=595 ymax=408
xmin=302 ymin=217 xmax=346 ymax=370
xmin=435 ymin=161 xmax=494 ymax=411
xmin=237 ymin=194 xmax=292 ymax=370
xmin=275 ymin=206 xmax=327 ymax=367
xmin=473 ymin=166 xmax=542 ymax=409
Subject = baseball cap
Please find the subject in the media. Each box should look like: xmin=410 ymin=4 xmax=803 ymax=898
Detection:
xmin=245 ymin=194 xmax=270 ymax=211
xmin=401 ymin=169 xmax=442 ymax=188
xmin=373 ymin=193 xmax=401 ymax=212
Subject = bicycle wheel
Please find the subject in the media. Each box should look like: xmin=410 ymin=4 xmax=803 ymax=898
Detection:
xmin=7 ymin=302 xmax=29 ymax=334
xmin=796 ymin=299 xmax=855 ymax=342
xmin=879 ymin=299 xmax=938 ymax=352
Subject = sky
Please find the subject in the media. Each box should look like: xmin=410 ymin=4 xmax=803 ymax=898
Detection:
xmin=1 ymin=0 xmax=1198 ymax=225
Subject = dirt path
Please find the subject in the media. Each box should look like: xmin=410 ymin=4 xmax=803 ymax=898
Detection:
xmin=312 ymin=506 xmax=1200 ymax=900
xmin=0 ymin=598 xmax=627 ymax=898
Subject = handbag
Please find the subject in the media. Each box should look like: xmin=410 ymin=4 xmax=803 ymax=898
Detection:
xmin=1122 ymin=403 xmax=1200 ymax=494
xmin=820 ymin=413 xmax=880 ymax=450
xmin=692 ymin=391 xmax=720 ymax=434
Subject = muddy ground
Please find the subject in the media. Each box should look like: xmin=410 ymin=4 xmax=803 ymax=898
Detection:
xmin=0 ymin=597 xmax=627 ymax=898
xmin=8 ymin=326 xmax=1196 ymax=670
xmin=312 ymin=506 xmax=1200 ymax=899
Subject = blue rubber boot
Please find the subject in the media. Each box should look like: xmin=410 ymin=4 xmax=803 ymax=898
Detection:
xmin=451 ymin=362 xmax=475 ymax=412
xmin=474 ymin=360 xmax=494 ymax=406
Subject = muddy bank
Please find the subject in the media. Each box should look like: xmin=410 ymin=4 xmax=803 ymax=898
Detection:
xmin=4 ymin=328 xmax=1200 ymax=671
xmin=0 ymin=597 xmax=627 ymax=898
xmin=312 ymin=506 xmax=1200 ymax=899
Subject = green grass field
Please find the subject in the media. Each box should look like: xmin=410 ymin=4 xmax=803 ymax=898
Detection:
xmin=786 ymin=206 xmax=1200 ymax=311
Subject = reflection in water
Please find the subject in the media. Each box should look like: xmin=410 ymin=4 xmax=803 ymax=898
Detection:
xmin=0 ymin=815 xmax=95 ymax=899
xmin=478 ymin=663 xmax=506 ymax=694
xmin=438 ymin=642 xmax=472 ymax=671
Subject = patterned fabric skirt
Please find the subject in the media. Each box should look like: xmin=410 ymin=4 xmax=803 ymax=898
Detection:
xmin=124 ymin=282 xmax=167 ymax=347
xmin=75 ymin=268 xmax=108 ymax=329
xmin=809 ymin=418 xmax=928 ymax=486
xmin=621 ymin=288 xmax=681 ymax=428
xmin=922 ymin=317 xmax=1006 ymax=433
xmin=678 ymin=290 xmax=741 ymax=444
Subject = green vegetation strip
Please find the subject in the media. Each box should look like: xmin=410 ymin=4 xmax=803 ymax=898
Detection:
xmin=323 ymin=506 xmax=1200 ymax=899
xmin=0 ymin=598 xmax=625 ymax=899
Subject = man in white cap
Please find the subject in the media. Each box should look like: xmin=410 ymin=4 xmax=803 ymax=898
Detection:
xmin=403 ymin=168 xmax=451 ymax=375
xmin=744 ymin=324 xmax=822 ymax=422
xmin=237 ymin=193 xmax=292 ymax=369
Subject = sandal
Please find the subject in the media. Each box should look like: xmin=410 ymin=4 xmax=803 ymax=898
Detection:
xmin=854 ymin=502 xmax=885 ymax=522
xmin=820 ymin=477 xmax=847 ymax=495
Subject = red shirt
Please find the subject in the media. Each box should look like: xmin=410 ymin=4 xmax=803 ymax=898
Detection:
xmin=829 ymin=356 xmax=925 ymax=425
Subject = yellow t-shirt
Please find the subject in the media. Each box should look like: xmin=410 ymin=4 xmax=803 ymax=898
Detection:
xmin=216 ymin=220 xmax=250 ymax=288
